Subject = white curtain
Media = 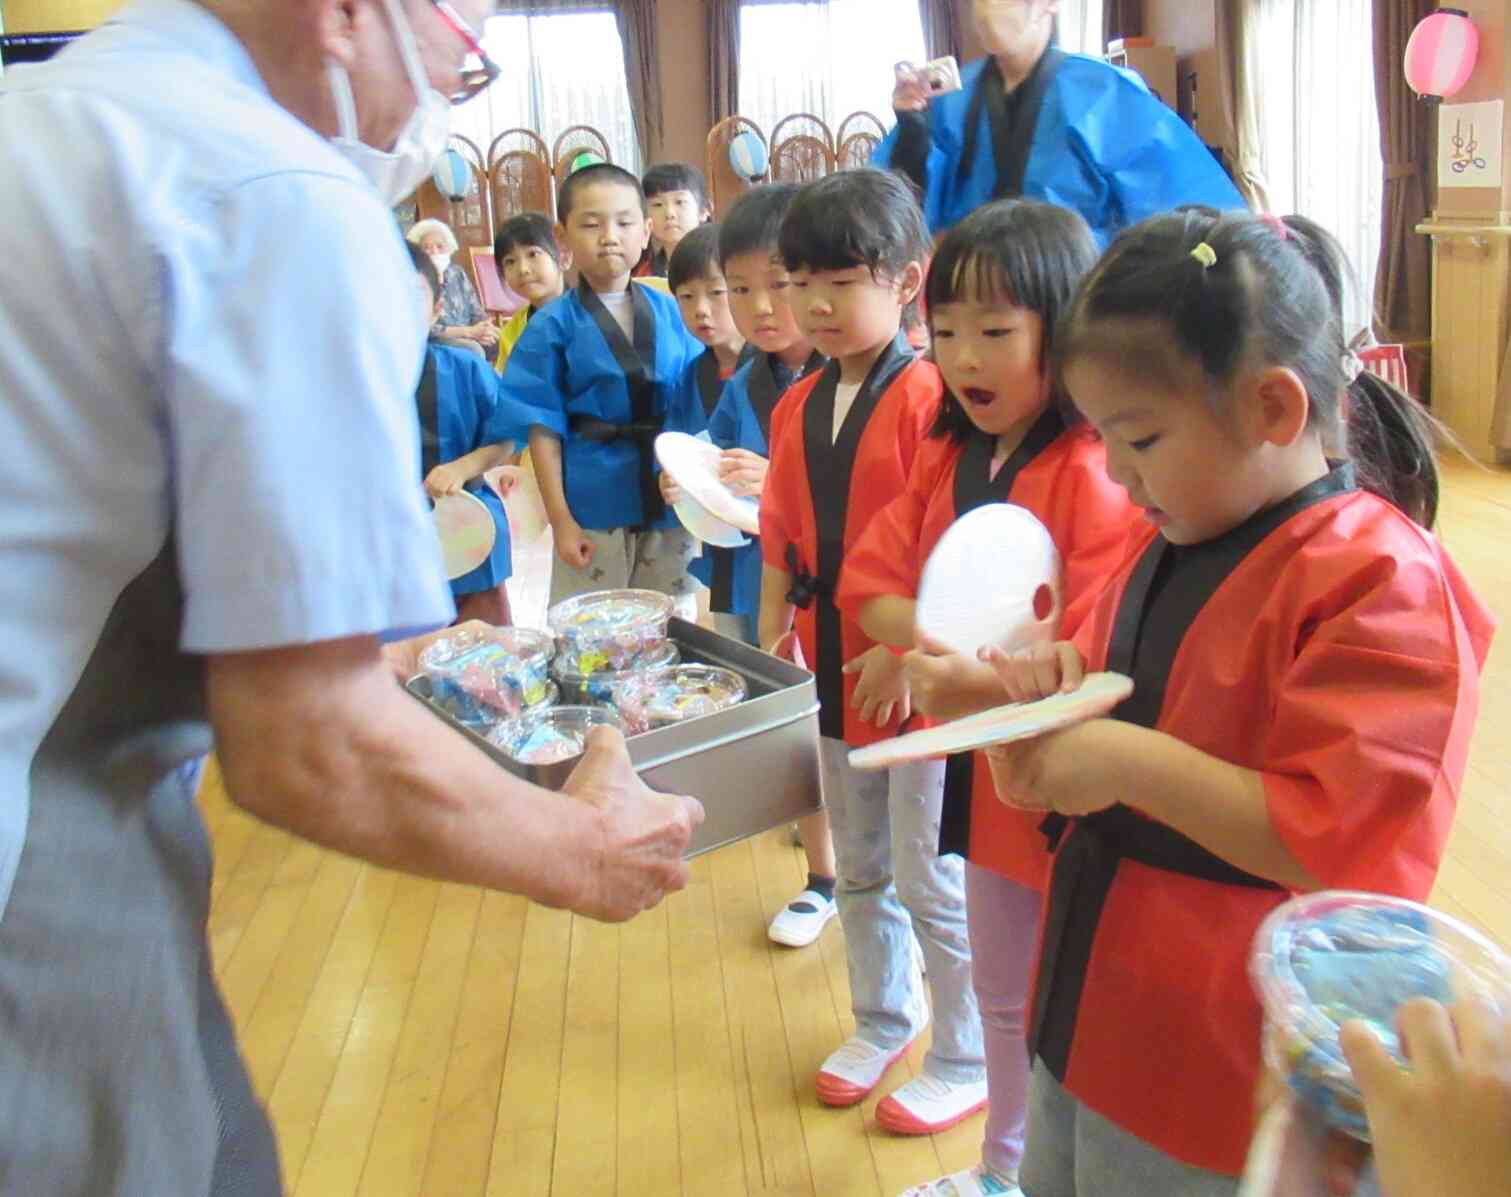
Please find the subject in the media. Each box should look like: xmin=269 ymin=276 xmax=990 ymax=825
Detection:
xmin=1057 ymin=0 xmax=1107 ymax=57
xmin=738 ymin=0 xmax=927 ymax=139
xmin=450 ymin=11 xmax=641 ymax=172
xmin=1252 ymin=0 xmax=1383 ymax=336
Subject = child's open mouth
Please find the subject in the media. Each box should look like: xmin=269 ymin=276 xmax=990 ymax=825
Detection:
xmin=962 ymin=387 xmax=996 ymax=407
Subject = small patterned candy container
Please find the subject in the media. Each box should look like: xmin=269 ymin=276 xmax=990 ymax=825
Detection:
xmin=551 ymin=640 xmax=680 ymax=706
xmin=547 ymin=589 xmax=674 ymax=676
xmin=418 ymin=626 xmax=556 ymax=731
xmin=615 ymin=665 xmax=747 ymax=735
xmin=1250 ymin=890 xmax=1511 ymax=1140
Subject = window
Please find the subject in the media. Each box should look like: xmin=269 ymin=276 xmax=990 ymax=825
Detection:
xmin=449 ymin=10 xmax=640 ymax=174
xmin=1252 ymin=0 xmax=1383 ymax=336
xmin=738 ymin=0 xmax=927 ymax=140
xmin=1057 ymin=0 xmax=1107 ymax=57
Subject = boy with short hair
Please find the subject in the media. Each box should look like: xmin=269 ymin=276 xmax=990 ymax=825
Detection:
xmin=502 ymin=163 xmax=707 ymax=606
xmin=638 ymin=162 xmax=712 ymax=278
xmin=493 ymin=212 xmax=569 ymax=373
xmin=407 ymin=243 xmax=522 ymax=625
xmin=667 ymin=223 xmax=748 ymax=420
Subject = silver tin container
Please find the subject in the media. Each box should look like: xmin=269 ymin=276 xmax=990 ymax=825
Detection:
xmin=406 ymin=618 xmax=824 ymax=858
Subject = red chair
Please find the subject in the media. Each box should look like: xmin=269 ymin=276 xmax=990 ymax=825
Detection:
xmin=1358 ymin=344 xmax=1410 ymax=396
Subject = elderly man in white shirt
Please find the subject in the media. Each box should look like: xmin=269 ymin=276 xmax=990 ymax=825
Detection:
xmin=0 ymin=1 xmax=702 ymax=1192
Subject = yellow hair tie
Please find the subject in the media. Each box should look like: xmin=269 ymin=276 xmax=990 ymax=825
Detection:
xmin=1190 ymin=242 xmax=1218 ymax=269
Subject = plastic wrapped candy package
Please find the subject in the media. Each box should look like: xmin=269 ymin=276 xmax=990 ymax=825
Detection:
xmin=551 ymin=640 xmax=680 ymax=707
xmin=616 ymin=665 xmax=747 ymax=735
xmin=418 ymin=626 xmax=557 ymax=729
xmin=487 ymin=704 xmax=625 ymax=770
xmin=548 ymin=589 xmax=674 ymax=675
xmin=1250 ymin=890 xmax=1511 ymax=1140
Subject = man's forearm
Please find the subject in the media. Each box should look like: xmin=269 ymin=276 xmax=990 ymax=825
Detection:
xmin=209 ymin=642 xmax=596 ymax=910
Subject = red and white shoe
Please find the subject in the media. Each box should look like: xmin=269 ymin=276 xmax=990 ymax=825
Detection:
xmin=876 ymin=1073 xmax=989 ymax=1134
xmin=814 ymin=1034 xmax=918 ymax=1107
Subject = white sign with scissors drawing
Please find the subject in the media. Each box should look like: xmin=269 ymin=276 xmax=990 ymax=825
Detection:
xmin=1438 ymin=99 xmax=1502 ymax=188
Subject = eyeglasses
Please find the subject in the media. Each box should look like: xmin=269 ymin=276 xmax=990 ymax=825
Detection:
xmin=429 ymin=0 xmax=501 ymax=105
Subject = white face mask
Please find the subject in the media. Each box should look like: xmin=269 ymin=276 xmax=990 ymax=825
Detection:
xmin=428 ymin=251 xmax=452 ymax=275
xmin=327 ymin=0 xmax=452 ymax=204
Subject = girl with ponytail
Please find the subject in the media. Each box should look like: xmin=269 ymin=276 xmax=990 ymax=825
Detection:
xmin=961 ymin=208 xmax=1496 ymax=1195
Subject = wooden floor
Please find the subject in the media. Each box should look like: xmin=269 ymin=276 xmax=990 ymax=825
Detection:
xmin=200 ymin=454 xmax=1511 ymax=1197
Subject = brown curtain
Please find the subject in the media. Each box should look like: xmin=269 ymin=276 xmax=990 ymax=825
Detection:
xmin=1213 ymin=0 xmax=1269 ymax=211
xmin=1371 ymin=0 xmax=1433 ymax=342
xmin=615 ymin=0 xmax=661 ymax=163
xmin=1102 ymin=0 xmax=1141 ymax=49
xmin=708 ymin=0 xmax=741 ymax=128
xmin=918 ymin=0 xmax=962 ymax=61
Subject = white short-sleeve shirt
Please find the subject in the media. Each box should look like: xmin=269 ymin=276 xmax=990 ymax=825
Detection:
xmin=0 ymin=0 xmax=455 ymax=916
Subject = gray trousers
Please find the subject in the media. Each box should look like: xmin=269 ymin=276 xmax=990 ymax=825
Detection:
xmin=1021 ymin=1060 xmax=1237 ymax=1197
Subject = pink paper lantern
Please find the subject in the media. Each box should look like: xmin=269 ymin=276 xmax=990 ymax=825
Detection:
xmin=1404 ymin=8 xmax=1479 ymax=98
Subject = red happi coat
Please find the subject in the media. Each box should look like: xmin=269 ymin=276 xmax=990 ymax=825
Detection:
xmin=760 ymin=333 xmax=942 ymax=747
xmin=1031 ymin=467 xmax=1496 ymax=1175
xmin=836 ymin=409 xmax=1138 ymax=887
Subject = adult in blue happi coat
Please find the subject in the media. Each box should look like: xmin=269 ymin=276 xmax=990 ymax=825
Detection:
xmin=874 ymin=0 xmax=1245 ymax=244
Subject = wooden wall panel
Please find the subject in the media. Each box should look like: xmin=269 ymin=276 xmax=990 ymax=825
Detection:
xmin=1427 ymin=233 xmax=1511 ymax=460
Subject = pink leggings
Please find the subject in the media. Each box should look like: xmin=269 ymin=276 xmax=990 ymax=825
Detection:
xmin=965 ymin=860 xmax=1044 ymax=1180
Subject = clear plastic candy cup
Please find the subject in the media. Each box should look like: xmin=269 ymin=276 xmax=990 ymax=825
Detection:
xmin=487 ymin=705 xmax=626 ymax=787
xmin=616 ymin=664 xmax=747 ymax=734
xmin=551 ymin=640 xmax=680 ymax=706
xmin=547 ymin=589 xmax=674 ymax=675
xmin=417 ymin=626 xmax=556 ymax=728
xmin=1250 ymin=890 xmax=1511 ymax=1140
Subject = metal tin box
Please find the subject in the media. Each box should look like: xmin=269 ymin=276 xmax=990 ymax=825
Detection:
xmin=406 ymin=618 xmax=824 ymax=858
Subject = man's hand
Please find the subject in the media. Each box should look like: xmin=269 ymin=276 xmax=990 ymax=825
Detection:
xmin=552 ymin=515 xmax=594 ymax=568
xmin=658 ymin=469 xmax=684 ymax=507
xmin=718 ymin=449 xmax=769 ymax=498
xmin=560 ymin=728 xmax=705 ymax=921
xmin=844 ymin=644 xmax=911 ymax=728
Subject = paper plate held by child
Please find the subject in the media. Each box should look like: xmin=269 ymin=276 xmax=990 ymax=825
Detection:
xmin=847 ymin=671 xmax=1133 ymax=771
xmin=655 ymin=431 xmax=761 ymax=540
xmin=916 ymin=502 xmax=1061 ymax=655
xmin=431 ymin=491 xmax=496 ymax=580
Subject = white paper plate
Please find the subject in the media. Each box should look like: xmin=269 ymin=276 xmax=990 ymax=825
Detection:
xmin=675 ymin=495 xmax=749 ymax=548
xmin=431 ymin=491 xmax=496 ymax=579
xmin=847 ymin=671 xmax=1133 ymax=771
xmin=916 ymin=503 xmax=1061 ymax=655
xmin=655 ymin=431 xmax=761 ymax=536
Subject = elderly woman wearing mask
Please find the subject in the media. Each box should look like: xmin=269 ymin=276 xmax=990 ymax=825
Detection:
xmin=408 ymin=217 xmax=499 ymax=357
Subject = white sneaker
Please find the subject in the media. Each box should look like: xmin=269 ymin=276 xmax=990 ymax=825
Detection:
xmin=896 ymin=1165 xmax=1021 ymax=1197
xmin=767 ymin=888 xmax=837 ymax=947
xmin=815 ymin=1033 xmax=917 ymax=1106
xmin=876 ymin=1072 xmax=989 ymax=1134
